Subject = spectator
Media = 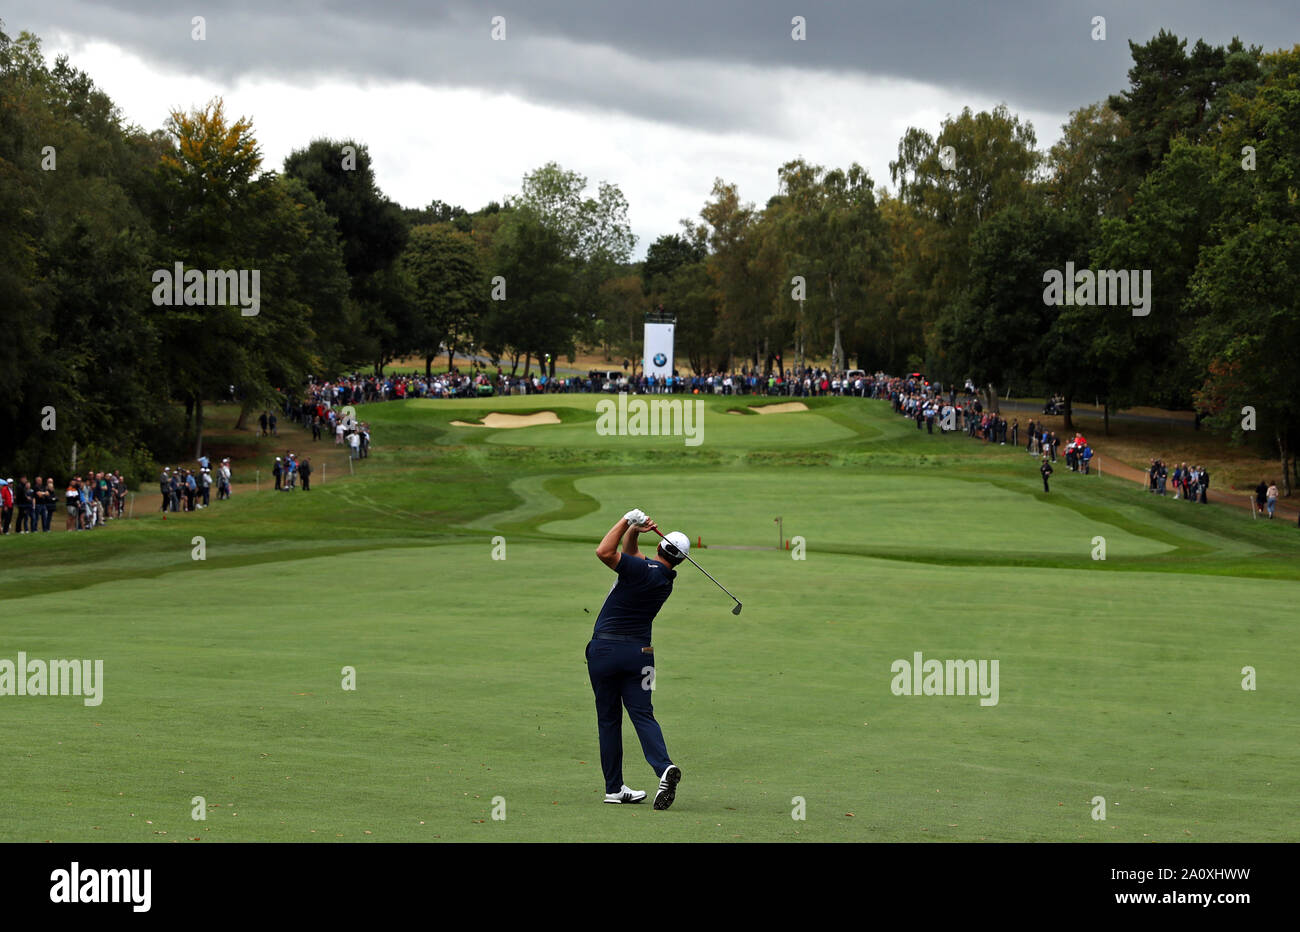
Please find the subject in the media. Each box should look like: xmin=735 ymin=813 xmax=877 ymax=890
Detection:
xmin=0 ymin=478 xmax=13 ymax=534
xmin=15 ymin=476 xmax=33 ymax=533
xmin=64 ymin=480 xmax=80 ymax=530
xmin=1266 ymin=482 xmax=1279 ymax=519
xmin=35 ymin=477 xmax=52 ymax=531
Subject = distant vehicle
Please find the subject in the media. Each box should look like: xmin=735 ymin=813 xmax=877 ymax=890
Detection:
xmin=476 ymin=383 xmax=495 ymax=397
xmin=589 ymin=369 xmax=626 ymax=392
xmin=1043 ymin=396 xmax=1065 ymax=416
xmin=845 ymin=369 xmax=866 ymax=380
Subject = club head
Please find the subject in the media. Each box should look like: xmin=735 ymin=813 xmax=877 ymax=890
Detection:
xmin=732 ymin=603 xmax=743 ymax=615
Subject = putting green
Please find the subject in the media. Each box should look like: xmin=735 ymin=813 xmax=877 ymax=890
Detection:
xmin=471 ymin=406 xmax=856 ymax=447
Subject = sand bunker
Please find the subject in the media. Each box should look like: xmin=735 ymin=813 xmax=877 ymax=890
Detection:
xmin=749 ymin=402 xmax=808 ymax=414
xmin=451 ymin=411 xmax=561 ymax=428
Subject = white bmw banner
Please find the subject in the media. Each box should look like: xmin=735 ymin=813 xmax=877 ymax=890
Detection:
xmin=644 ymin=322 xmax=674 ymax=378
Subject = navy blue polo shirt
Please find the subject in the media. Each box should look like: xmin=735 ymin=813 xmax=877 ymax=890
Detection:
xmin=593 ymin=554 xmax=677 ymax=642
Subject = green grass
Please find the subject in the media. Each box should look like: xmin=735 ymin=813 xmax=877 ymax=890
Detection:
xmin=3 ymin=393 xmax=1299 ymax=842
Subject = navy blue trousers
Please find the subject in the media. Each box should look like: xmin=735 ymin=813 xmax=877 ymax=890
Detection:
xmin=586 ymin=638 xmax=672 ymax=794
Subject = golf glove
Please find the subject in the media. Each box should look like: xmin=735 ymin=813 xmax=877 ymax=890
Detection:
xmin=623 ymin=509 xmax=647 ymax=526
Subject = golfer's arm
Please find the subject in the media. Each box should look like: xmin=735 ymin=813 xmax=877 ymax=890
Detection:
xmin=596 ymin=518 xmax=627 ymax=569
xmin=621 ymin=524 xmax=642 ymax=558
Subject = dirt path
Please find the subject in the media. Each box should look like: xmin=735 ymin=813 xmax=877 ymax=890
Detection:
xmin=216 ymin=414 xmax=358 ymax=496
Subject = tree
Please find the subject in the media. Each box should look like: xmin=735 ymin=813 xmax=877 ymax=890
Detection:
xmin=1185 ymin=46 xmax=1300 ymax=492
xmin=1106 ymin=31 xmax=1262 ymax=206
xmin=403 ymin=198 xmax=467 ymax=228
xmin=774 ymin=159 xmax=886 ymax=372
xmin=1045 ymin=102 xmax=1131 ymax=225
xmin=699 ymin=179 xmax=760 ymax=370
xmin=1091 ymin=139 xmax=1225 ymax=417
xmin=279 ymin=176 xmax=354 ymax=377
xmin=933 ymin=199 xmax=1090 ymax=417
xmin=401 ymin=224 xmax=487 ymax=376
xmin=156 ymin=100 xmax=344 ymax=448
xmin=598 ymin=275 xmax=648 ymax=363
xmin=155 ymin=98 xmax=281 ymax=454
xmin=662 ymin=260 xmax=718 ymax=374
xmin=481 ymin=207 xmax=575 ymax=375
xmin=515 ymin=163 xmax=635 ymax=370
xmin=867 ymin=194 xmax=931 ymax=373
xmin=890 ymin=105 xmax=1041 ymax=373
xmin=284 ymin=138 xmax=410 ymax=372
xmin=0 ymin=24 xmax=169 ymax=476
xmin=643 ymin=233 xmax=706 ymax=295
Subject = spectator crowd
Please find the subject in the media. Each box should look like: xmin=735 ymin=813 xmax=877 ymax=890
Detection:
xmin=1144 ymin=459 xmax=1214 ymax=504
xmin=1 ymin=471 xmax=128 ymax=534
xmin=5 ymin=364 xmax=1294 ymax=535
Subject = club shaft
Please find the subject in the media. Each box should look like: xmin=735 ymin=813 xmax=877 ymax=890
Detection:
xmin=654 ymin=528 xmax=741 ymax=605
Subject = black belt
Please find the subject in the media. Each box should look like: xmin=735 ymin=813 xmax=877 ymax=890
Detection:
xmin=592 ymin=632 xmax=649 ymax=644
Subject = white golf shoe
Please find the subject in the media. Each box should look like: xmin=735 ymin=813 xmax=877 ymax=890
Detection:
xmin=653 ymin=765 xmax=681 ymax=810
xmin=604 ymin=785 xmax=647 ymax=804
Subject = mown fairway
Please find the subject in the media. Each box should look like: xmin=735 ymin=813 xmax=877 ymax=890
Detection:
xmin=3 ymin=395 xmax=1299 ymax=842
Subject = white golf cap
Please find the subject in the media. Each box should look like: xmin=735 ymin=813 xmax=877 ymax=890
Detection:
xmin=661 ymin=531 xmax=690 ymax=560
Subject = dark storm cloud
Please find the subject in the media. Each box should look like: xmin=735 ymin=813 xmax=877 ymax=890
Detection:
xmin=5 ymin=0 xmax=1295 ymax=132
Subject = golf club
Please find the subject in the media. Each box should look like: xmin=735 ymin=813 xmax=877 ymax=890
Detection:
xmin=652 ymin=527 xmax=743 ymax=614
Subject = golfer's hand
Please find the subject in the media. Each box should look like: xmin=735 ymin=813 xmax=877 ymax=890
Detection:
xmin=623 ymin=508 xmax=647 ymax=525
xmin=635 ymin=519 xmax=658 ymax=536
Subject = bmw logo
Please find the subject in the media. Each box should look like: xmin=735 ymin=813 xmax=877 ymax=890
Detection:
xmin=653 ymin=353 xmax=667 ymax=367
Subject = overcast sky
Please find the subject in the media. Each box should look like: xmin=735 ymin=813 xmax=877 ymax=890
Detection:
xmin=5 ymin=1 xmax=1293 ymax=257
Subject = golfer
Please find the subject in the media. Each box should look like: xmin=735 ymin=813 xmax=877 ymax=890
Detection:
xmin=586 ymin=508 xmax=687 ymax=810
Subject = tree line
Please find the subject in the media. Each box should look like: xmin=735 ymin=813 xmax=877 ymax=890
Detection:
xmin=2 ymin=23 xmax=1297 ymax=488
